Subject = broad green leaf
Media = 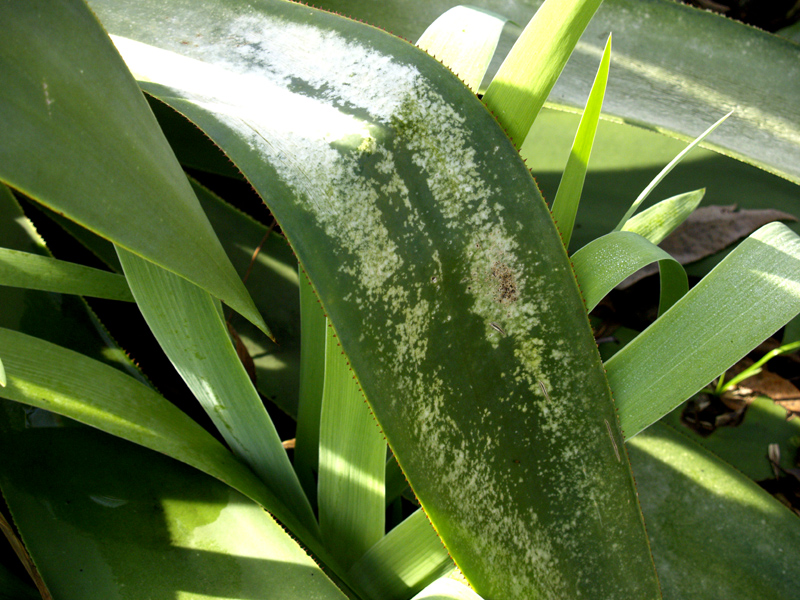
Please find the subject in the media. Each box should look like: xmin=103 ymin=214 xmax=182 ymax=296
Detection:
xmin=613 ymin=111 xmax=731 ymax=231
xmin=630 ymin=421 xmax=800 ymax=600
xmin=662 ymin=396 xmax=800 ymax=482
xmin=0 ymin=407 xmax=347 ymax=600
xmin=306 ymin=0 xmax=800 ymax=185
xmin=482 ymin=0 xmax=603 ymax=146
xmin=411 ymin=577 xmax=485 ymax=600
xmin=621 ymin=189 xmax=705 ymax=245
xmin=607 ymin=222 xmax=800 ymax=439
xmin=115 ymin=249 xmax=318 ymax=536
xmin=90 ymin=2 xmax=660 ymax=596
xmin=0 ymin=248 xmax=133 ymax=302
xmin=348 ymin=509 xmax=453 ymax=600
xmin=0 ymin=326 xmax=332 ymax=566
xmin=0 ymin=0 xmax=267 ymax=334
xmin=416 ymin=6 xmax=509 ymax=93
xmin=294 ymin=269 xmax=328 ymax=508
xmin=572 ymin=231 xmax=688 ymax=315
xmin=550 ymin=34 xmax=611 ymax=248
xmin=318 ymin=322 xmax=386 ymax=569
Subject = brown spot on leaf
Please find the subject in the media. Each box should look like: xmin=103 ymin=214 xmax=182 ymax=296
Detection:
xmin=490 ymin=261 xmax=518 ymax=305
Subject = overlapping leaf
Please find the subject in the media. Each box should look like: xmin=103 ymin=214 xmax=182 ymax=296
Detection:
xmin=87 ymin=0 xmax=660 ymax=597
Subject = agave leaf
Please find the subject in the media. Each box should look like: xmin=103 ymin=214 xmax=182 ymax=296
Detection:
xmin=572 ymin=231 xmax=688 ymax=315
xmin=0 ymin=407 xmax=347 ymax=600
xmin=550 ymin=34 xmax=611 ymax=248
xmin=318 ymin=322 xmax=386 ymax=569
xmin=630 ymin=421 xmax=800 ymax=600
xmin=607 ymin=222 xmax=800 ymax=439
xmin=88 ymin=1 xmax=660 ymax=596
xmin=306 ymin=0 xmax=800 ymax=185
xmin=115 ymin=249 xmax=318 ymax=536
xmin=0 ymin=0 xmax=267 ymax=334
xmin=0 ymin=248 xmax=133 ymax=302
xmin=621 ymin=189 xmax=706 ymax=245
xmin=416 ymin=5 xmax=509 ymax=93
xmin=482 ymin=0 xmax=603 ymax=146
xmin=294 ymin=269 xmax=328 ymax=507
xmin=348 ymin=509 xmax=453 ymax=600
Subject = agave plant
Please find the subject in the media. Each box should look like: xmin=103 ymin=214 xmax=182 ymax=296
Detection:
xmin=0 ymin=0 xmax=798 ymax=599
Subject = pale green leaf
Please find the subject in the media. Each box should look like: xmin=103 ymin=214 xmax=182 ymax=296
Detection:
xmin=607 ymin=222 xmax=800 ymax=439
xmin=0 ymin=0 xmax=267 ymax=334
xmin=482 ymin=0 xmax=603 ymax=146
xmin=630 ymin=421 xmax=800 ymax=600
xmin=572 ymin=231 xmax=688 ymax=315
xmin=416 ymin=5 xmax=509 ymax=93
xmin=318 ymin=322 xmax=386 ymax=569
xmin=348 ymin=509 xmax=453 ymax=600
xmin=115 ymin=248 xmax=319 ymax=536
xmin=613 ymin=112 xmax=731 ymax=231
xmin=294 ymin=267 xmax=328 ymax=509
xmin=0 ymin=358 xmax=5 ymax=388
xmin=621 ymin=189 xmax=706 ymax=245
xmin=550 ymin=34 xmax=611 ymax=248
xmin=0 ymin=248 xmax=133 ymax=302
xmin=411 ymin=577 xmax=485 ymax=600
xmin=305 ymin=0 xmax=800 ymax=185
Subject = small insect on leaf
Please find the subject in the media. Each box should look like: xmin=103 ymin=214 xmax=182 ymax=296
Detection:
xmin=538 ymin=380 xmax=550 ymax=401
xmin=490 ymin=322 xmax=506 ymax=336
xmin=604 ymin=419 xmax=621 ymax=462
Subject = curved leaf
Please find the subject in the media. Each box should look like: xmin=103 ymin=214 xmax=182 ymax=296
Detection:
xmin=89 ymin=1 xmax=660 ymax=597
xmin=411 ymin=577 xmax=485 ymax=600
xmin=621 ymin=189 xmax=705 ymax=245
xmin=0 ymin=0 xmax=266 ymax=333
xmin=306 ymin=0 xmax=800 ymax=184
xmin=572 ymin=231 xmax=688 ymax=315
xmin=607 ymin=222 xmax=800 ymax=439
xmin=416 ymin=6 xmax=509 ymax=93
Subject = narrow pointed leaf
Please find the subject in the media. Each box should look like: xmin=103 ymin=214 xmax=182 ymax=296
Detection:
xmin=551 ymin=34 xmax=611 ymax=248
xmin=607 ymin=222 xmax=800 ymax=439
xmin=0 ymin=248 xmax=133 ymax=301
xmin=482 ymin=0 xmax=603 ymax=146
xmin=116 ymin=248 xmax=318 ymax=536
xmin=416 ymin=6 xmax=509 ymax=93
xmin=348 ymin=509 xmax=453 ymax=600
xmin=572 ymin=231 xmax=688 ymax=315
xmin=0 ymin=0 xmax=267 ymax=334
xmin=621 ymin=189 xmax=706 ymax=245
xmin=613 ymin=112 xmax=731 ymax=231
xmin=57 ymin=2 xmax=660 ymax=597
xmin=294 ymin=268 xmax=328 ymax=507
xmin=318 ymin=322 xmax=386 ymax=569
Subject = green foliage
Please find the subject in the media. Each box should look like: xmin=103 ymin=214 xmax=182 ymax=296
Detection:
xmin=0 ymin=1 xmax=799 ymax=599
